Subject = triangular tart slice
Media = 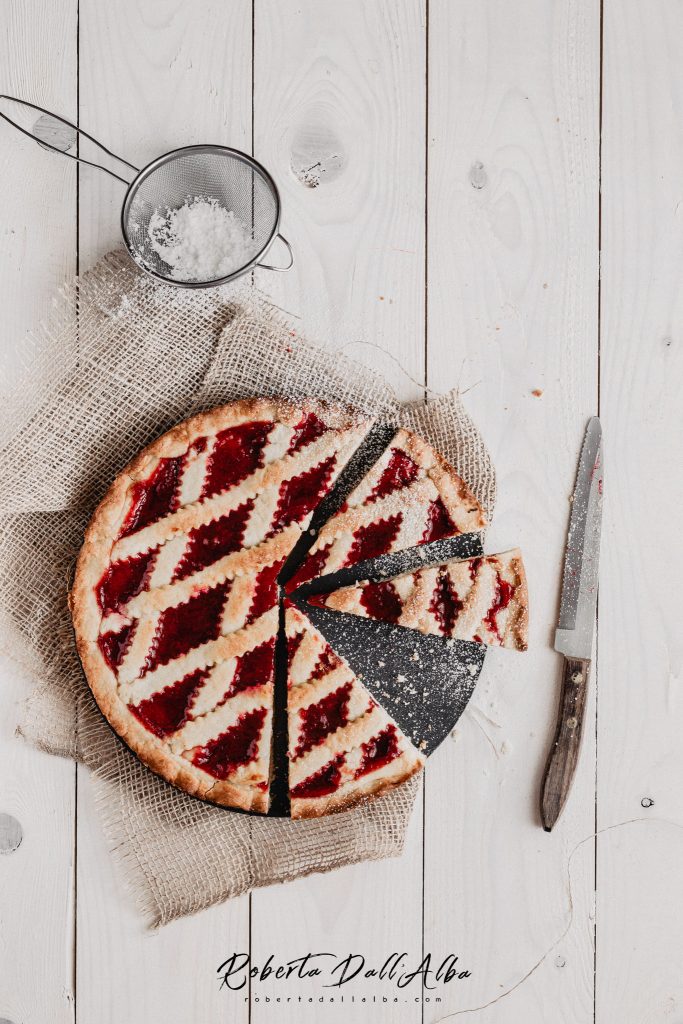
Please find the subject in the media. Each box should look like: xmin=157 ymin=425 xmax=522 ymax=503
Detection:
xmin=308 ymin=549 xmax=529 ymax=651
xmin=285 ymin=604 xmax=425 ymax=818
xmin=71 ymin=398 xmax=374 ymax=813
xmin=286 ymin=427 xmax=487 ymax=590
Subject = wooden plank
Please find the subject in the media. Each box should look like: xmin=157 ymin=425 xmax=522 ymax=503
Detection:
xmin=597 ymin=2 xmax=683 ymax=1019
xmin=253 ymin=0 xmax=426 ymax=403
xmin=425 ymin=2 xmax=600 ymax=1020
xmin=75 ymin=4 xmax=252 ymax=1022
xmin=250 ymin=2 xmax=426 ymax=1021
xmin=0 ymin=2 xmax=78 ymax=1021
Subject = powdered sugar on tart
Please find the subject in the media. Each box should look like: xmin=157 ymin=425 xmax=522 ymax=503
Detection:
xmin=309 ymin=549 xmax=529 ymax=651
xmin=70 ymin=398 xmax=373 ymax=813
xmin=285 ymin=604 xmax=425 ymax=818
xmin=286 ymin=427 xmax=487 ymax=590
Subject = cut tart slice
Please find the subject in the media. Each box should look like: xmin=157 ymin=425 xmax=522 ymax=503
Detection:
xmin=286 ymin=427 xmax=487 ymax=590
xmin=285 ymin=604 xmax=425 ymax=818
xmin=70 ymin=398 xmax=374 ymax=813
xmin=308 ymin=549 xmax=529 ymax=651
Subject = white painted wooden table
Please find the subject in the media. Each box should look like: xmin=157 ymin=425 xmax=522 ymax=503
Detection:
xmin=1 ymin=3 xmax=681 ymax=1021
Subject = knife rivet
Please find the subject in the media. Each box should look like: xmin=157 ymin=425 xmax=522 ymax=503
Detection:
xmin=571 ymin=671 xmax=583 ymax=683
xmin=567 ymin=716 xmax=578 ymax=729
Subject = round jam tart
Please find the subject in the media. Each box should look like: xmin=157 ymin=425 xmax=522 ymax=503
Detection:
xmin=70 ymin=398 xmax=490 ymax=816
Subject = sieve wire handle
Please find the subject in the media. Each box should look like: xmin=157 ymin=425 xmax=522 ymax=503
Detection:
xmin=257 ymin=233 xmax=294 ymax=272
xmin=0 ymin=95 xmax=139 ymax=186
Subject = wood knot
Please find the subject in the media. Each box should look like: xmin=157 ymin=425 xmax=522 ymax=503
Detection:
xmin=32 ymin=114 xmax=76 ymax=154
xmin=0 ymin=813 xmax=23 ymax=854
xmin=290 ymin=123 xmax=345 ymax=188
xmin=469 ymin=161 xmax=488 ymax=190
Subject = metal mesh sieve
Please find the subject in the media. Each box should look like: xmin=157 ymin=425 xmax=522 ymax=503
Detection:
xmin=122 ymin=146 xmax=292 ymax=287
xmin=0 ymin=98 xmax=293 ymax=289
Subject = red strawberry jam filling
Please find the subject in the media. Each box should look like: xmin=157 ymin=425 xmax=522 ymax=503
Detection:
xmin=421 ymin=498 xmax=457 ymax=544
xmin=246 ymin=558 xmax=284 ymax=624
xmin=173 ymin=500 xmax=254 ymax=581
xmin=429 ymin=570 xmax=463 ymax=635
xmin=468 ymin=556 xmax=482 ymax=582
xmin=286 ymin=629 xmax=305 ymax=670
xmin=310 ymin=644 xmax=343 ymax=680
xmin=483 ymin=574 xmax=514 ymax=639
xmin=131 ymin=667 xmax=207 ymax=737
xmin=143 ymin=580 xmax=230 ymax=673
xmin=358 ymin=579 xmax=402 ymax=623
xmin=271 ymin=455 xmax=337 ymax=532
xmin=368 ymin=448 xmax=419 ymax=502
xmin=97 ymin=548 xmax=157 ymax=614
xmin=293 ymin=682 xmax=352 ymax=759
xmin=290 ymin=754 xmax=346 ymax=799
xmin=287 ymin=411 xmax=328 ymax=454
xmin=355 ymin=723 xmax=400 ymax=778
xmin=285 ymin=543 xmax=333 ymax=593
xmin=98 ymin=622 xmax=135 ymax=670
xmin=191 ymin=706 xmax=267 ymax=780
xmin=345 ymin=514 xmax=402 ymax=566
xmin=228 ymin=638 xmax=276 ymax=697
xmin=119 ymin=456 xmax=184 ymax=538
xmin=202 ymin=421 xmax=272 ymax=499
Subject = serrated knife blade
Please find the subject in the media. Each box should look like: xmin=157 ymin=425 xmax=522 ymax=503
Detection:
xmin=555 ymin=416 xmax=603 ymax=659
xmin=541 ymin=417 xmax=603 ymax=832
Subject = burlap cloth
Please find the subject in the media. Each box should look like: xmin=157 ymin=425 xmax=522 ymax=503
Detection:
xmin=0 ymin=251 xmax=496 ymax=926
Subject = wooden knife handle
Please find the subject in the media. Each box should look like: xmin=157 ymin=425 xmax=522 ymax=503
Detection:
xmin=540 ymin=655 xmax=591 ymax=832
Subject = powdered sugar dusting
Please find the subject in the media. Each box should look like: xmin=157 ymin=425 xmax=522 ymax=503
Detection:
xmin=147 ymin=197 xmax=254 ymax=282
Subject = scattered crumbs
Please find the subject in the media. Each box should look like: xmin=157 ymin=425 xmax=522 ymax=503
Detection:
xmin=379 ymin=295 xmax=384 ymax=301
xmin=419 ymin=739 xmax=428 ymax=751
xmin=543 ymin=281 xmax=549 ymax=288
xmin=309 ymin=527 xmax=317 ymax=535
xmin=450 ymin=728 xmax=459 ymax=742
xmin=410 ymin=651 xmax=419 ymax=662
xmin=531 ymin=388 xmax=543 ymax=397
xmin=501 ymin=740 xmax=512 ymax=756
xmin=554 ymin=955 xmax=566 ymax=968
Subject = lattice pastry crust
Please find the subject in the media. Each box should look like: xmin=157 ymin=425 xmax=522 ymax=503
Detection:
xmin=71 ymin=398 xmax=373 ymax=813
xmin=287 ymin=427 xmax=487 ymax=590
xmin=310 ymin=549 xmax=529 ymax=651
xmin=285 ymin=604 xmax=425 ymax=818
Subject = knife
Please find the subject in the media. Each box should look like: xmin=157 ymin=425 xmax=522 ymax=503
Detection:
xmin=540 ymin=416 xmax=603 ymax=832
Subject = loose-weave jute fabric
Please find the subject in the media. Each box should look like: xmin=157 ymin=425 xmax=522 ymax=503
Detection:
xmin=0 ymin=251 xmax=496 ymax=926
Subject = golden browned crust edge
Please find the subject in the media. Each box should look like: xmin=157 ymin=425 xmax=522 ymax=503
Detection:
xmin=74 ymin=631 xmax=271 ymax=812
xmin=505 ymin=550 xmax=529 ymax=651
xmin=291 ymin=755 xmax=425 ymax=819
xmin=397 ymin=427 xmax=488 ymax=530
